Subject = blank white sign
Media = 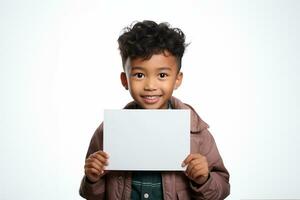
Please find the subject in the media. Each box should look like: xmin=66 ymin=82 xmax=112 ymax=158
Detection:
xmin=104 ymin=109 xmax=190 ymax=171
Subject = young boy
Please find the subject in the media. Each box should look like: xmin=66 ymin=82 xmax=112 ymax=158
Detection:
xmin=79 ymin=20 xmax=230 ymax=200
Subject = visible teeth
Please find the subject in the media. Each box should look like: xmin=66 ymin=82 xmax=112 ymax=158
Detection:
xmin=144 ymin=96 xmax=158 ymax=99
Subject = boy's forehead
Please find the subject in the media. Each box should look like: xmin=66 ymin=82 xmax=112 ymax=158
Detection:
xmin=124 ymin=53 xmax=178 ymax=72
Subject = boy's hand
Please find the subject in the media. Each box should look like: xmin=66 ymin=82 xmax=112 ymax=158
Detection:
xmin=182 ymin=153 xmax=209 ymax=185
xmin=84 ymin=151 xmax=109 ymax=183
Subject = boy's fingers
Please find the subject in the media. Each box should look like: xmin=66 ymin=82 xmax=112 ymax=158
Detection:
xmin=87 ymin=167 xmax=101 ymax=176
xmin=185 ymin=160 xmax=195 ymax=173
xmin=86 ymin=159 xmax=105 ymax=170
xmin=89 ymin=157 xmax=102 ymax=167
xmin=85 ymin=167 xmax=100 ymax=179
xmin=85 ymin=162 xmax=107 ymax=177
xmin=184 ymin=156 xmax=208 ymax=178
xmin=185 ymin=160 xmax=201 ymax=177
xmin=190 ymin=158 xmax=202 ymax=166
xmin=96 ymin=151 xmax=109 ymax=159
xmin=90 ymin=153 xmax=109 ymax=165
xmin=190 ymin=165 xmax=207 ymax=179
xmin=90 ymin=151 xmax=108 ymax=158
xmin=88 ymin=155 xmax=108 ymax=167
xmin=182 ymin=154 xmax=202 ymax=167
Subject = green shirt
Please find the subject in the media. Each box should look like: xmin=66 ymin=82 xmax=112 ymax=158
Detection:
xmin=131 ymin=171 xmax=163 ymax=200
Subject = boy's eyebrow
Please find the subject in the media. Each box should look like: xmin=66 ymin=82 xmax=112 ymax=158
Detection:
xmin=130 ymin=66 xmax=145 ymax=71
xmin=157 ymin=67 xmax=172 ymax=71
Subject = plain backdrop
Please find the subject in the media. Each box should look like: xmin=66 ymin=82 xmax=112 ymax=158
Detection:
xmin=1 ymin=0 xmax=300 ymax=199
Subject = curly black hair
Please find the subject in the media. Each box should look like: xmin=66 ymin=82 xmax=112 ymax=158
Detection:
xmin=118 ymin=20 xmax=188 ymax=71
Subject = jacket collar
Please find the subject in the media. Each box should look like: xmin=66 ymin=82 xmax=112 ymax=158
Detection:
xmin=123 ymin=96 xmax=209 ymax=133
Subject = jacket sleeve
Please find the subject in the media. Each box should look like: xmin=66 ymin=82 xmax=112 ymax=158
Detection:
xmin=190 ymin=128 xmax=230 ymax=200
xmin=79 ymin=123 xmax=106 ymax=200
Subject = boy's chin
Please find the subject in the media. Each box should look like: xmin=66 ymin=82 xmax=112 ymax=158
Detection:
xmin=137 ymin=102 xmax=168 ymax=109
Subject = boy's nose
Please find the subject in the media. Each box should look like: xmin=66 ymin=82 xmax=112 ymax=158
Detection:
xmin=144 ymin=79 xmax=157 ymax=91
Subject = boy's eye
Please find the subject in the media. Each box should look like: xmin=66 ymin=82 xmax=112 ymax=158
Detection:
xmin=159 ymin=73 xmax=168 ymax=79
xmin=133 ymin=73 xmax=144 ymax=79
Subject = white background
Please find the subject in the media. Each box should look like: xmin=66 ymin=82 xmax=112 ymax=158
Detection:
xmin=1 ymin=0 xmax=299 ymax=199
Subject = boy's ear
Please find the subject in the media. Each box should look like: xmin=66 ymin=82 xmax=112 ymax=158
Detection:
xmin=120 ymin=72 xmax=128 ymax=90
xmin=174 ymin=72 xmax=183 ymax=90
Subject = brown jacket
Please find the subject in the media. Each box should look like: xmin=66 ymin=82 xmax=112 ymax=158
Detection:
xmin=79 ymin=97 xmax=230 ymax=200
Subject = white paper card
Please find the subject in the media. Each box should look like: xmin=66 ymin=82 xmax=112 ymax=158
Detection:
xmin=104 ymin=109 xmax=190 ymax=171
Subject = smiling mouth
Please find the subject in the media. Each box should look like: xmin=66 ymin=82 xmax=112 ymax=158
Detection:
xmin=141 ymin=95 xmax=162 ymax=104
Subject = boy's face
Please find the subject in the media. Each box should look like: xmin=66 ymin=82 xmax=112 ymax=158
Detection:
xmin=121 ymin=51 xmax=183 ymax=109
